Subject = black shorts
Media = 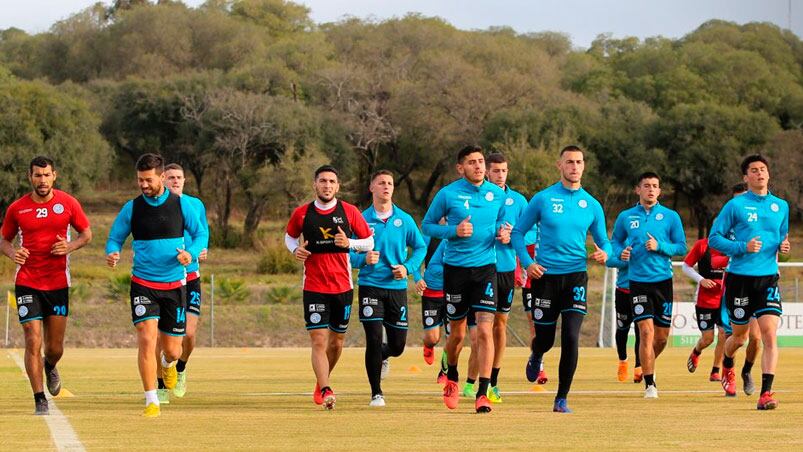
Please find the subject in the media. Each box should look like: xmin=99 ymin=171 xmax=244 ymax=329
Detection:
xmin=130 ymin=282 xmax=187 ymax=336
xmin=723 ymin=273 xmax=782 ymax=325
xmin=443 ymin=264 xmax=497 ymax=321
xmin=529 ymin=271 xmax=588 ymax=325
xmin=186 ymin=277 xmax=202 ymax=317
xmin=614 ymin=288 xmax=633 ymax=331
xmin=422 ymin=295 xmax=445 ymax=330
xmin=15 ymin=285 xmax=69 ymax=324
xmin=522 ymin=286 xmax=533 ymax=312
xmin=695 ymin=306 xmax=723 ymax=331
xmin=303 ymin=290 xmax=353 ymax=333
xmin=358 ymin=286 xmax=408 ymax=329
xmin=630 ymin=279 xmax=674 ymax=328
xmin=496 ymin=271 xmax=515 ymax=314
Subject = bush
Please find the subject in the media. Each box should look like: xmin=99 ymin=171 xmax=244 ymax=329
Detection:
xmin=265 ymin=286 xmax=300 ymax=304
xmin=107 ymin=273 xmax=131 ymax=299
xmin=257 ymin=246 xmax=299 ymax=275
xmin=216 ymin=277 xmax=250 ymax=304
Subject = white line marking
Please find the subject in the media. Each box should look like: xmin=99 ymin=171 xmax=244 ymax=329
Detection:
xmin=241 ymin=389 xmax=795 ymax=397
xmin=9 ymin=352 xmax=86 ymax=452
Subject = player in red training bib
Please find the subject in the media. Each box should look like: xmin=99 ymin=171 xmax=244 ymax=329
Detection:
xmin=285 ymin=165 xmax=373 ymax=410
xmin=0 ymin=156 xmax=92 ymax=415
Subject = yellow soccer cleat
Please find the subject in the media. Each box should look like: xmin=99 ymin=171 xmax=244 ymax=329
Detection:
xmin=162 ymin=356 xmax=178 ymax=390
xmin=172 ymin=371 xmax=187 ymax=398
xmin=487 ymin=386 xmax=503 ymax=404
xmin=143 ymin=403 xmax=160 ymax=418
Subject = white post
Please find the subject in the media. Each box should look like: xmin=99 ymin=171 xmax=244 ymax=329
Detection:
xmin=598 ymin=267 xmax=609 ymax=347
xmin=4 ymin=299 xmax=9 ymax=347
xmin=609 ymin=267 xmax=618 ymax=348
xmin=210 ymin=274 xmax=215 ymax=348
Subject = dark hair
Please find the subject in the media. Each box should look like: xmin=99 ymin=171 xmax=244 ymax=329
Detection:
xmin=731 ymin=182 xmax=748 ymax=194
xmin=457 ymin=145 xmax=483 ymax=163
xmin=29 ymin=156 xmax=55 ymax=173
xmin=486 ymin=152 xmax=507 ymax=166
xmin=314 ymin=165 xmax=338 ymax=180
xmin=559 ymin=145 xmax=584 ymax=157
xmin=136 ymin=153 xmax=165 ymax=174
xmin=740 ymin=154 xmax=769 ymax=175
xmin=636 ymin=171 xmax=660 ymax=185
xmin=371 ymin=169 xmax=394 ymax=181
xmin=164 ymin=163 xmax=184 ymax=172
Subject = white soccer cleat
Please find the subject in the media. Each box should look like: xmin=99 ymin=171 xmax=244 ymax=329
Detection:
xmin=644 ymin=385 xmax=659 ymax=399
xmin=369 ymin=394 xmax=386 ymax=407
xmin=380 ymin=359 xmax=390 ymax=380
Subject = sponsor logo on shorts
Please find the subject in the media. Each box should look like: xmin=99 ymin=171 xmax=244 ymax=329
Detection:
xmin=767 ymin=301 xmax=781 ymax=309
xmin=655 ymin=213 xmax=664 ymax=221
xmin=734 ymin=297 xmax=749 ymax=307
xmin=393 ymin=218 xmax=403 ymax=227
xmin=699 ymin=313 xmax=712 ymax=320
xmin=446 ymin=304 xmax=456 ymax=315
xmin=309 ymin=304 xmax=326 ymax=312
xmin=424 ymin=310 xmax=439 ymax=316
xmin=485 ymin=192 xmax=494 ymax=201
xmin=734 ymin=308 xmax=745 ymax=319
xmin=446 ymin=294 xmax=462 ymax=303
xmin=572 ymin=304 xmax=586 ymax=310
xmin=361 ymin=297 xmax=378 ymax=306
xmin=633 ymin=295 xmax=647 ymax=305
xmin=16 ymin=295 xmax=33 ymax=305
xmin=310 ymin=313 xmax=322 ymax=324
xmin=534 ymin=298 xmax=551 ymax=308
xmin=18 ymin=306 xmax=29 ymax=317
xmin=578 ymin=199 xmax=588 ymax=208
xmin=617 ymin=319 xmax=624 ymax=328
xmin=771 ymin=203 xmax=779 ymax=212
xmin=533 ymin=308 xmax=543 ymax=320
xmin=425 ymin=317 xmax=435 ymax=326
xmin=133 ymin=296 xmax=151 ymax=305
xmin=617 ymin=313 xmax=627 ymax=321
xmin=53 ymin=203 xmax=65 ymax=214
xmin=134 ymin=305 xmax=146 ymax=317
xmin=362 ymin=306 xmax=374 ymax=317
xmin=479 ymin=298 xmax=494 ymax=306
xmin=699 ymin=320 xmax=708 ymax=329
xmin=634 ymin=304 xmax=645 ymax=315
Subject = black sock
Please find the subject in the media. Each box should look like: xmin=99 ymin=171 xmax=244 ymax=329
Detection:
xmin=447 ymin=364 xmax=459 ymax=382
xmin=363 ymin=321 xmax=384 ymax=396
xmin=723 ymin=355 xmax=734 ymax=369
xmin=556 ymin=312 xmax=583 ymax=399
xmin=711 ymin=366 xmax=720 ymax=375
xmin=157 ymin=378 xmax=165 ymax=389
xmin=466 ymin=377 xmax=476 ymax=385
xmin=44 ymin=360 xmax=55 ymax=373
xmin=476 ymin=377 xmax=490 ymax=399
xmin=176 ymin=359 xmax=187 ymax=373
xmin=692 ymin=347 xmax=702 ymax=356
xmin=490 ymin=368 xmax=500 ymax=387
xmin=34 ymin=392 xmax=46 ymax=403
xmin=760 ymin=374 xmax=774 ymax=394
xmin=644 ymin=374 xmax=655 ymax=387
xmin=742 ymin=360 xmax=754 ymax=375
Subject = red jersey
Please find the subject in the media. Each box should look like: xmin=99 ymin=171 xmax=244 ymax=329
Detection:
xmin=522 ymin=244 xmax=536 ymax=289
xmin=684 ymin=238 xmax=729 ymax=309
xmin=286 ymin=200 xmax=371 ymax=294
xmin=1 ymin=190 xmax=90 ymax=290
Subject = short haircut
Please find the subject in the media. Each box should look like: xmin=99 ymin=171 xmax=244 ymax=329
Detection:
xmin=636 ymin=171 xmax=660 ymax=185
xmin=731 ymin=182 xmax=748 ymax=194
xmin=457 ymin=145 xmax=483 ymax=163
xmin=486 ymin=152 xmax=507 ymax=167
xmin=136 ymin=153 xmax=165 ymax=174
xmin=740 ymin=154 xmax=769 ymax=175
xmin=29 ymin=156 xmax=55 ymax=173
xmin=314 ymin=165 xmax=338 ymax=180
xmin=559 ymin=145 xmax=584 ymax=158
xmin=371 ymin=169 xmax=394 ymax=182
xmin=164 ymin=163 xmax=184 ymax=173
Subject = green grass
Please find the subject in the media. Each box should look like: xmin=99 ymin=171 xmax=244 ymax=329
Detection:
xmin=2 ymin=347 xmax=803 ymax=450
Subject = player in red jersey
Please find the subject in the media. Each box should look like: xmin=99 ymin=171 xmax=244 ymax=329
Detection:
xmin=0 ymin=157 xmax=92 ymax=415
xmin=285 ymin=165 xmax=373 ymax=410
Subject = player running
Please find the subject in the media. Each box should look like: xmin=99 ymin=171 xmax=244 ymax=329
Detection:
xmin=422 ymin=145 xmax=509 ymax=414
xmin=285 ymin=165 xmax=373 ymax=410
xmin=106 ymin=153 xmax=206 ymax=417
xmin=709 ymin=155 xmax=790 ymax=409
xmin=1 ymin=156 xmax=92 ymax=415
xmin=351 ymin=170 xmax=426 ymax=407
xmin=511 ymin=145 xmax=611 ymax=413
xmin=606 ymin=247 xmax=641 ymax=382
xmin=611 ymin=172 xmax=686 ymax=399
xmin=420 ymin=236 xmax=450 ymax=384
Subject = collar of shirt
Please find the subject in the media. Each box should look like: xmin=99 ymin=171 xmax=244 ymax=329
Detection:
xmin=143 ymin=188 xmax=170 ymax=206
xmin=314 ymin=198 xmax=337 ymax=211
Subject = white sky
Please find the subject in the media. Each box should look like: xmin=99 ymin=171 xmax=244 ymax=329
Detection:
xmin=1 ymin=0 xmax=800 ymax=48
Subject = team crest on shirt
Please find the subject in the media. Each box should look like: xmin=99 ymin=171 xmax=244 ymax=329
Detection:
xmin=53 ymin=203 xmax=65 ymax=214
xmin=18 ymin=306 xmax=28 ymax=317
xmin=577 ymin=199 xmax=588 ymax=208
xmin=393 ymin=219 xmax=403 ymax=227
xmin=655 ymin=213 xmax=664 ymax=221
xmin=505 ymin=197 xmax=514 ymax=206
xmin=771 ymin=203 xmax=779 ymax=212
xmin=485 ymin=192 xmax=494 ymax=202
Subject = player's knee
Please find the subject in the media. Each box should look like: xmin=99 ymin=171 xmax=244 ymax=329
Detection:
xmin=45 ymin=345 xmax=64 ymax=362
xmin=699 ymin=334 xmax=714 ymax=347
xmin=25 ymin=334 xmax=41 ymax=351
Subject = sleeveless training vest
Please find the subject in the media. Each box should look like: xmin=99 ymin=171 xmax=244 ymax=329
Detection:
xmin=131 ymin=192 xmax=184 ymax=241
xmin=302 ymin=201 xmax=352 ymax=254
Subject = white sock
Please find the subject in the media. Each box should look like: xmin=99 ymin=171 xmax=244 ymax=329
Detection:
xmin=539 ymin=361 xmax=544 ymax=371
xmin=160 ymin=352 xmax=175 ymax=369
xmin=145 ymin=390 xmax=159 ymax=406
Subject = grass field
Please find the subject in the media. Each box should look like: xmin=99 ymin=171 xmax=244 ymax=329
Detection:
xmin=2 ymin=346 xmax=803 ymax=451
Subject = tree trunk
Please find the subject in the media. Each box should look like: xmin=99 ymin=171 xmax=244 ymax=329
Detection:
xmin=214 ymin=176 xmax=232 ymax=243
xmin=242 ymin=196 xmax=267 ymax=246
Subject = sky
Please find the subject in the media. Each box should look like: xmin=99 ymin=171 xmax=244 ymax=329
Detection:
xmin=1 ymin=0 xmax=801 ymax=49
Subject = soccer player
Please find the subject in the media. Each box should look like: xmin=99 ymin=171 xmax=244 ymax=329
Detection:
xmin=511 ymin=145 xmax=611 ymax=413
xmin=1 ymin=156 xmax=92 ymax=415
xmin=606 ymin=248 xmax=641 ymax=382
xmin=285 ymin=165 xmax=373 ymax=410
xmin=106 ymin=153 xmax=205 ymax=417
xmin=709 ymin=154 xmax=789 ymax=409
xmin=522 ymin=239 xmax=549 ymax=385
xmin=422 ymin=145 xmax=509 ymax=414
xmin=351 ymin=170 xmax=426 ymax=407
xmin=611 ymin=172 xmax=687 ymax=399
xmin=162 ymin=163 xmax=209 ymax=399
xmin=682 ymin=234 xmax=728 ymax=381
xmin=420 ymin=236 xmax=450 ymax=384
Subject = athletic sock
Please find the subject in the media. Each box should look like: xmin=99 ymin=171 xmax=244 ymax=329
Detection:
xmin=447 ymin=364 xmax=459 ymax=382
xmin=711 ymin=366 xmax=720 ymax=375
xmin=144 ymin=389 xmax=159 ymax=406
xmin=476 ymin=377 xmax=490 ymax=399
xmin=466 ymin=377 xmax=476 ymax=386
xmin=44 ymin=360 xmax=55 ymax=373
xmin=644 ymin=374 xmax=655 ymax=388
xmin=692 ymin=347 xmax=702 ymax=356
xmin=34 ymin=392 xmax=46 ymax=403
xmin=490 ymin=367 xmax=500 ymax=387
xmin=742 ymin=359 xmax=754 ymax=375
xmin=157 ymin=378 xmax=165 ymax=389
xmin=723 ymin=355 xmax=734 ymax=369
xmin=176 ymin=359 xmax=187 ymax=373
xmin=760 ymin=374 xmax=774 ymax=394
